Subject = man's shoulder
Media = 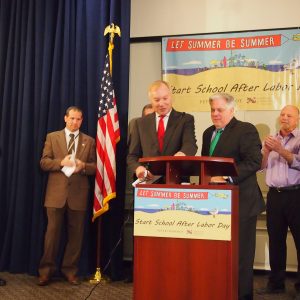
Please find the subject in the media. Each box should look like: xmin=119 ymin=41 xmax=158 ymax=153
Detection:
xmin=46 ymin=130 xmax=64 ymax=138
xmin=79 ymin=132 xmax=95 ymax=142
xmin=226 ymin=117 xmax=256 ymax=130
xmin=129 ymin=117 xmax=140 ymax=125
xmin=233 ymin=118 xmax=257 ymax=131
xmin=203 ymin=125 xmax=215 ymax=134
xmin=137 ymin=113 xmax=154 ymax=124
xmin=170 ymin=110 xmax=195 ymax=122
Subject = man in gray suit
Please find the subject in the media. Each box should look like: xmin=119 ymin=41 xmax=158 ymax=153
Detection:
xmin=201 ymin=93 xmax=265 ymax=300
xmin=38 ymin=106 xmax=96 ymax=286
xmin=127 ymin=80 xmax=197 ymax=180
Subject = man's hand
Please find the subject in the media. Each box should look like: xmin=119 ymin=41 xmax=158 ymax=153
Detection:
xmin=174 ymin=151 xmax=186 ymax=156
xmin=135 ymin=166 xmax=153 ymax=180
xmin=61 ymin=155 xmax=75 ymax=167
xmin=264 ymin=136 xmax=282 ymax=153
xmin=74 ymin=159 xmax=85 ymax=173
xmin=210 ymin=176 xmax=227 ymax=183
xmin=264 ymin=135 xmax=294 ymax=164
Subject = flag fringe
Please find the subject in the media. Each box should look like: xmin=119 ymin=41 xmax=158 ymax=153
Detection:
xmin=92 ymin=192 xmax=116 ymax=222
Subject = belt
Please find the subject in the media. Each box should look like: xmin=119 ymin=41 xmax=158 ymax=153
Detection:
xmin=270 ymin=184 xmax=300 ymax=192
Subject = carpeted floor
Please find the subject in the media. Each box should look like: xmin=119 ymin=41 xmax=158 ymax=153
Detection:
xmin=0 ymin=271 xmax=298 ymax=299
xmin=0 ymin=272 xmax=132 ymax=300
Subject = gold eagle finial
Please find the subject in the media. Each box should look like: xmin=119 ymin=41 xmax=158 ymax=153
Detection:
xmin=104 ymin=23 xmax=121 ymax=43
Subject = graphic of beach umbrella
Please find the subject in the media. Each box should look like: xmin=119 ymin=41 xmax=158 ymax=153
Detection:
xmin=209 ymin=208 xmax=219 ymax=218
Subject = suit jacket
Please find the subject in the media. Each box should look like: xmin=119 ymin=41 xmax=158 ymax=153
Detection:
xmin=127 ymin=117 xmax=139 ymax=147
xmin=201 ymin=117 xmax=265 ymax=220
xmin=40 ymin=130 xmax=96 ymax=211
xmin=127 ymin=109 xmax=198 ymax=174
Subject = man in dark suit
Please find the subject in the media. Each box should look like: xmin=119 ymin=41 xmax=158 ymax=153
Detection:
xmin=38 ymin=106 xmax=96 ymax=286
xmin=201 ymin=93 xmax=265 ymax=300
xmin=127 ymin=80 xmax=197 ymax=179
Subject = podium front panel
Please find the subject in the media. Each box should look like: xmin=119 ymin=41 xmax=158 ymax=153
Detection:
xmin=133 ymin=184 xmax=239 ymax=300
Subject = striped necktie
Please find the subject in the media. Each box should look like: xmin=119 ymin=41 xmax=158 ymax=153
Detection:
xmin=68 ymin=133 xmax=75 ymax=154
xmin=209 ymin=129 xmax=223 ymax=156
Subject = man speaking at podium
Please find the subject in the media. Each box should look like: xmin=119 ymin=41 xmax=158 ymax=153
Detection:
xmin=127 ymin=80 xmax=197 ymax=180
xmin=201 ymin=93 xmax=265 ymax=300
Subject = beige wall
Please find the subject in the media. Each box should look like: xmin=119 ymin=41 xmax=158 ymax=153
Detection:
xmin=131 ymin=0 xmax=300 ymax=38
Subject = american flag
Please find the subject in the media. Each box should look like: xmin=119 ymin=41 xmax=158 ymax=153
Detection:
xmin=93 ymin=54 xmax=120 ymax=221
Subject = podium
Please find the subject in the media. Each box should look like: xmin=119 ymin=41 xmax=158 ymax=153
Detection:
xmin=133 ymin=156 xmax=239 ymax=300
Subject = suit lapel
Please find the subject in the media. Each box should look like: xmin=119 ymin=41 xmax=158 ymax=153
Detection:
xmin=76 ymin=133 xmax=87 ymax=158
xmin=145 ymin=113 xmax=159 ymax=150
xmin=57 ymin=130 xmax=68 ymax=156
xmin=204 ymin=127 xmax=215 ymax=155
xmin=163 ymin=110 xmax=180 ymax=152
xmin=213 ymin=117 xmax=237 ymax=155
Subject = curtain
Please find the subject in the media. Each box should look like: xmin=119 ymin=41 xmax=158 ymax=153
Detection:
xmin=0 ymin=0 xmax=130 ymax=279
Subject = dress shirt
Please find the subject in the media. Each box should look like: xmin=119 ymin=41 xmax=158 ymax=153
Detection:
xmin=155 ymin=110 xmax=171 ymax=131
xmin=265 ymin=128 xmax=300 ymax=187
xmin=65 ymin=128 xmax=79 ymax=154
xmin=210 ymin=127 xmax=224 ymax=141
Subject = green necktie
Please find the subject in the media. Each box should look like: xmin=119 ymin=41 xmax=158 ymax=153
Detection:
xmin=209 ymin=129 xmax=223 ymax=156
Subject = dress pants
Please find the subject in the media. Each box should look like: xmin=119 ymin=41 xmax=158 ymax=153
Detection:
xmin=266 ymin=189 xmax=300 ymax=289
xmin=39 ymin=205 xmax=86 ymax=278
xmin=238 ymin=215 xmax=257 ymax=300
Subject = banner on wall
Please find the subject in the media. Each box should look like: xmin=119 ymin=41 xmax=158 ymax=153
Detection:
xmin=162 ymin=28 xmax=300 ymax=111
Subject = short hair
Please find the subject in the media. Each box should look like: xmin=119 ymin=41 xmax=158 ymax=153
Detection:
xmin=281 ymin=105 xmax=300 ymax=116
xmin=142 ymin=104 xmax=153 ymax=116
xmin=209 ymin=93 xmax=235 ymax=110
xmin=65 ymin=106 xmax=83 ymax=116
xmin=148 ymin=80 xmax=170 ymax=99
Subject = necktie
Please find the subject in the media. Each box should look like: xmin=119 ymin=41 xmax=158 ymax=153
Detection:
xmin=68 ymin=133 xmax=75 ymax=154
xmin=157 ymin=115 xmax=165 ymax=152
xmin=209 ymin=129 xmax=223 ymax=156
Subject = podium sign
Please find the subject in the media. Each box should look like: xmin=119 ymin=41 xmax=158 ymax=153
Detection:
xmin=134 ymin=187 xmax=232 ymax=240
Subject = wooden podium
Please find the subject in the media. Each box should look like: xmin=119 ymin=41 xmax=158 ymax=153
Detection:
xmin=133 ymin=156 xmax=239 ymax=300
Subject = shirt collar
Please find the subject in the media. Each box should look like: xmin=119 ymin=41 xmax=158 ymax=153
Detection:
xmin=156 ymin=109 xmax=172 ymax=119
xmin=65 ymin=128 xmax=79 ymax=137
xmin=278 ymin=128 xmax=299 ymax=138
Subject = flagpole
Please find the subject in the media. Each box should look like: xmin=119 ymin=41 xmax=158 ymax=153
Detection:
xmin=89 ymin=217 xmax=102 ymax=284
xmin=90 ymin=23 xmax=121 ymax=285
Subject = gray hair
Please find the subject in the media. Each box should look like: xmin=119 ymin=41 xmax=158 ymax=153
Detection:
xmin=209 ymin=93 xmax=236 ymax=110
xmin=148 ymin=80 xmax=171 ymax=99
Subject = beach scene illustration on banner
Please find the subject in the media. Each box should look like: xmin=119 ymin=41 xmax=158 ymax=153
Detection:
xmin=162 ymin=29 xmax=300 ymax=112
xmin=134 ymin=188 xmax=232 ymax=240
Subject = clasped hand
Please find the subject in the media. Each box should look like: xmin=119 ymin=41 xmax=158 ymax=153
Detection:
xmin=61 ymin=155 xmax=85 ymax=173
xmin=264 ymin=136 xmax=282 ymax=153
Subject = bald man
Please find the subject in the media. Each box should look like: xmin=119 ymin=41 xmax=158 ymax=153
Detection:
xmin=259 ymin=105 xmax=300 ymax=299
